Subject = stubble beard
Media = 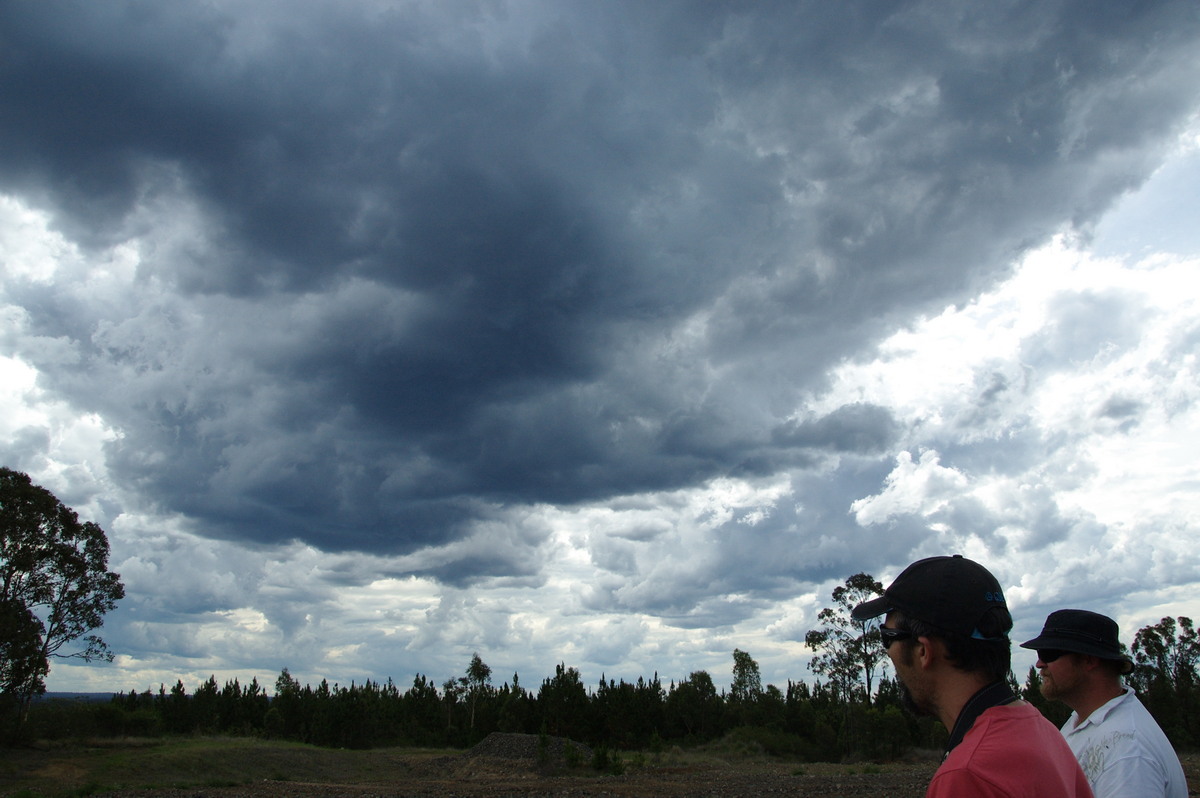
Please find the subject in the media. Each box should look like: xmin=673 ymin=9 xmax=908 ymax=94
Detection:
xmin=897 ymin=677 xmax=931 ymax=717
xmin=1039 ymin=671 xmax=1062 ymax=703
xmin=893 ymin=642 xmax=932 ymax=718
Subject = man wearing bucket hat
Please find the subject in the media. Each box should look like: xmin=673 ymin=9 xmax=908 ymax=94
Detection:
xmin=853 ymin=555 xmax=1092 ymax=797
xmin=1021 ymin=609 xmax=1187 ymax=798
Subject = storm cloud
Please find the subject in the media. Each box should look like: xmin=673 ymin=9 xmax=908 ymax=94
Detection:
xmin=2 ymin=0 xmax=1199 ymax=691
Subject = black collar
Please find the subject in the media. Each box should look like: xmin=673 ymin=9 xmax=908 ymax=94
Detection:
xmin=945 ymin=680 xmax=1019 ymax=758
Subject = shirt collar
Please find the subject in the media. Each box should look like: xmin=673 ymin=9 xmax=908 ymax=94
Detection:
xmin=1067 ymin=686 xmax=1133 ymax=733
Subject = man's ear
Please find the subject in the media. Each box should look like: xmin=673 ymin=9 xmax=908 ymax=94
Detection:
xmin=914 ymin=636 xmax=938 ymax=669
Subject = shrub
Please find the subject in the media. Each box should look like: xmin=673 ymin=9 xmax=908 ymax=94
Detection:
xmin=562 ymin=741 xmax=584 ymax=768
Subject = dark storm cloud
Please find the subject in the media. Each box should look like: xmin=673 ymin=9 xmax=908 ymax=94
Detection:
xmin=773 ymin=403 xmax=899 ymax=454
xmin=2 ymin=1 xmax=1199 ymax=565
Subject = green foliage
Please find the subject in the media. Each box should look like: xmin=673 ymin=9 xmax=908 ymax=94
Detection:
xmin=804 ymin=573 xmax=885 ymax=704
xmin=850 ymin=704 xmax=908 ymax=760
xmin=730 ymin=650 xmax=763 ymax=704
xmin=14 ymin=625 xmax=925 ymax=761
xmin=537 ymin=663 xmax=590 ymax=741
xmin=664 ymin=670 xmax=722 ymax=741
xmin=562 ymin=740 xmax=584 ymax=768
xmin=0 ymin=601 xmax=44 ymax=708
xmin=591 ymin=744 xmax=621 ymax=772
xmin=717 ymin=726 xmax=807 ymax=759
xmin=593 ymin=673 xmax=664 ymax=749
xmin=2 ymin=656 xmax=925 ymax=764
xmin=497 ymin=672 xmax=531 ymax=732
xmin=461 ymin=653 xmax=493 ymax=732
xmin=1129 ymin=616 xmax=1200 ymax=747
xmin=0 ymin=467 xmax=125 ymax=721
xmin=729 ymin=650 xmax=770 ymax=729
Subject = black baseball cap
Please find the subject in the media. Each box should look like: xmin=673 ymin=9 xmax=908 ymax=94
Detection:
xmin=851 ymin=554 xmax=1011 ymax=638
xmin=1020 ymin=609 xmax=1134 ymax=674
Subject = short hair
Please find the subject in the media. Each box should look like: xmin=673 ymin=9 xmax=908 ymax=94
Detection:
xmin=901 ymin=606 xmax=1013 ymax=682
xmin=1095 ymin=656 xmax=1129 ymax=679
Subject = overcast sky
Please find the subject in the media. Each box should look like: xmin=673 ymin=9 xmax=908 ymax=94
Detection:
xmin=3 ymin=0 xmax=1200 ymax=696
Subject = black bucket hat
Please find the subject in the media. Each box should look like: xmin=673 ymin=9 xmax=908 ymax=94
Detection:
xmin=1020 ymin=609 xmax=1134 ymax=674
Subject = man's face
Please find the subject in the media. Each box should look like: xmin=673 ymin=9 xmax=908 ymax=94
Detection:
xmin=1038 ymin=650 xmax=1085 ymax=705
xmin=883 ymin=611 xmax=932 ymax=717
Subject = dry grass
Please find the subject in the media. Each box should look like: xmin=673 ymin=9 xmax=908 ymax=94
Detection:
xmin=0 ymin=737 xmax=455 ymax=796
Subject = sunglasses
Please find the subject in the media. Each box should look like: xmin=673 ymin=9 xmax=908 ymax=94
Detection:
xmin=879 ymin=626 xmax=913 ymax=649
xmin=1037 ymin=649 xmax=1069 ymax=664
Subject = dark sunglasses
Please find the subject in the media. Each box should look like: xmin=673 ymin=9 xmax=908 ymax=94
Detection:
xmin=880 ymin=626 xmax=913 ymax=649
xmin=1037 ymin=649 xmax=1068 ymax=664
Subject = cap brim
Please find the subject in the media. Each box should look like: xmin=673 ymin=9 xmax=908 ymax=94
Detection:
xmin=851 ymin=595 xmax=890 ymax=622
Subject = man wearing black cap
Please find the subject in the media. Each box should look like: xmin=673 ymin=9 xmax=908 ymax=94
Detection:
xmin=853 ymin=555 xmax=1092 ymax=797
xmin=1021 ymin=609 xmax=1187 ymax=798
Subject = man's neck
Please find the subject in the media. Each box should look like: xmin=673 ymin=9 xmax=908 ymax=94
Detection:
xmin=938 ymin=678 xmax=1020 ymax=756
xmin=1071 ymin=682 xmax=1125 ymax=727
xmin=936 ymin=674 xmax=1000 ymax=732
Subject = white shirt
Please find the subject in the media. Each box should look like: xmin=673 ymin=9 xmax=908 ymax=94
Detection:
xmin=1061 ymin=687 xmax=1187 ymax=798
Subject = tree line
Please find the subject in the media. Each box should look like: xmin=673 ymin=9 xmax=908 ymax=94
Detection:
xmin=19 ymin=608 xmax=1200 ymax=759
xmin=4 ymin=468 xmax=1198 ymax=758
xmin=23 ymin=652 xmax=933 ymax=759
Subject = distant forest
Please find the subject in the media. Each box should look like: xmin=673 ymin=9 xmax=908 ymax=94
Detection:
xmin=26 ymin=660 xmax=932 ymax=760
xmin=10 ymin=579 xmax=1198 ymax=760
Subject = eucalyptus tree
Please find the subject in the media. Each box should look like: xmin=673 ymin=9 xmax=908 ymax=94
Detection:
xmin=730 ymin=648 xmax=763 ymax=704
xmin=665 ymin=670 xmax=721 ymax=740
xmin=804 ymin=573 xmax=886 ymax=703
xmin=462 ymin=652 xmax=493 ymax=730
xmin=0 ymin=467 xmax=125 ymax=720
xmin=1130 ymin=615 xmax=1200 ymax=746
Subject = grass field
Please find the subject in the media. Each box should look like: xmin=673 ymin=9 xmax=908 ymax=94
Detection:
xmin=0 ymin=735 xmax=935 ymax=798
xmin=1 ymin=737 xmax=1194 ymax=798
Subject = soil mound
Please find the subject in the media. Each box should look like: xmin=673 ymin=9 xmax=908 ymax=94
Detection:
xmin=467 ymin=731 xmax=592 ymax=763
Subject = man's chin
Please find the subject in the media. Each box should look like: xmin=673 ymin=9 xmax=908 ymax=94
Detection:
xmin=899 ymin=682 xmax=931 ymax=718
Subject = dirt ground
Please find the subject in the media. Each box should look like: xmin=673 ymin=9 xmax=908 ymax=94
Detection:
xmin=90 ymin=756 xmax=940 ymax=798
xmin=6 ymin=738 xmax=1197 ymax=798
xmin=87 ymin=751 xmax=1200 ymax=798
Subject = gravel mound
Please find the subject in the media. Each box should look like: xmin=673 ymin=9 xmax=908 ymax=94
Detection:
xmin=467 ymin=731 xmax=592 ymax=764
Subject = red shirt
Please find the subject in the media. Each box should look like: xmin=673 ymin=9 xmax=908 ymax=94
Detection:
xmin=928 ymin=702 xmax=1094 ymax=798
